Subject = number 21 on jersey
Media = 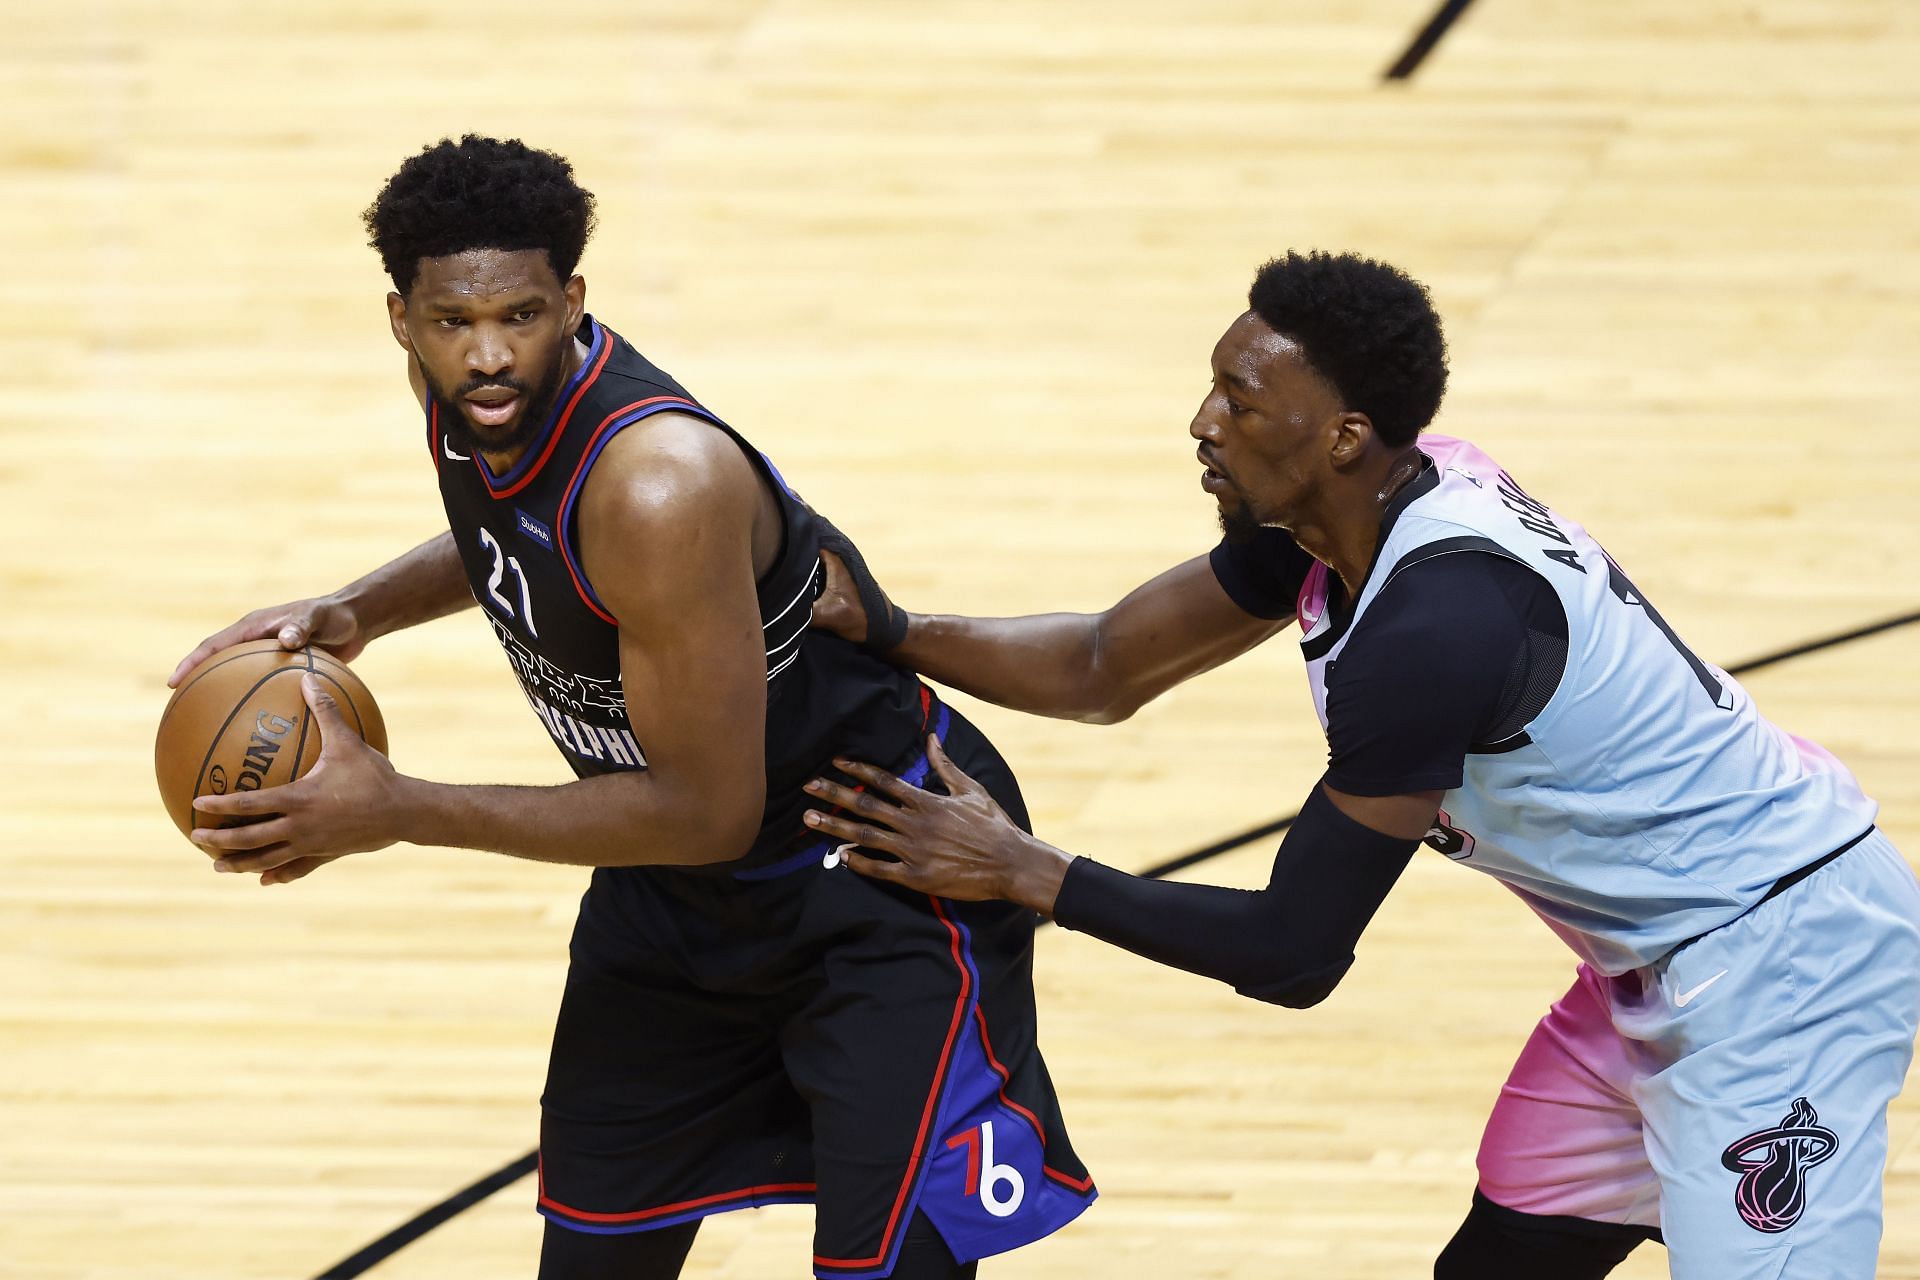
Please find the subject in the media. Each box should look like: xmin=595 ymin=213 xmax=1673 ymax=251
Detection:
xmin=478 ymin=527 xmax=538 ymax=638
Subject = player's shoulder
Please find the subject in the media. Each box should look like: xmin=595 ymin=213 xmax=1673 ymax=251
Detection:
xmin=1360 ymin=551 xmax=1560 ymax=677
xmin=1415 ymin=431 xmax=1506 ymax=476
xmin=1332 ymin=553 xmax=1542 ymax=693
xmin=581 ymin=412 xmax=759 ymax=531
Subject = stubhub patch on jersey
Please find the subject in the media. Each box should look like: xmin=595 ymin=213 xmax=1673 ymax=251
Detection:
xmin=515 ymin=507 xmax=555 ymax=552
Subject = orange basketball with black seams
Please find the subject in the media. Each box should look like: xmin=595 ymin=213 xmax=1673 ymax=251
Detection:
xmin=155 ymin=640 xmax=388 ymax=841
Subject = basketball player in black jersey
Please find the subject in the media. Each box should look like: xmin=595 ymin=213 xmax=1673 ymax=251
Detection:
xmin=169 ymin=135 xmax=1092 ymax=1280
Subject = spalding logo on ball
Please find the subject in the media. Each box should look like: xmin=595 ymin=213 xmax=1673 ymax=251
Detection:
xmin=155 ymin=640 xmax=387 ymax=840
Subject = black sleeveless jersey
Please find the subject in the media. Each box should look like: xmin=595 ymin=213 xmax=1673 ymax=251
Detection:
xmin=428 ymin=316 xmax=930 ymax=871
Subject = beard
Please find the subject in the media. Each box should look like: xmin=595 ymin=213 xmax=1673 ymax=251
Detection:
xmin=1217 ymin=494 xmax=1262 ymax=544
xmin=428 ymin=359 xmax=570 ymax=458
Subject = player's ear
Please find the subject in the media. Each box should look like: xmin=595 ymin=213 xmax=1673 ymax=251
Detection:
xmin=1328 ymin=411 xmax=1375 ymax=466
xmin=563 ymin=275 xmax=586 ymax=335
xmin=386 ymin=292 xmax=415 ymax=354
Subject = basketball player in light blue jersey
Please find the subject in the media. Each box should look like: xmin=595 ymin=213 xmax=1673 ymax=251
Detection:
xmin=796 ymin=252 xmax=1920 ymax=1279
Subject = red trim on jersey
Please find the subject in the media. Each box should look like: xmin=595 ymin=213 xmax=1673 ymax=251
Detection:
xmin=1045 ymin=1165 xmax=1096 ymax=1193
xmin=477 ymin=331 xmax=615 ymax=500
xmin=552 ymin=395 xmax=704 ymax=625
xmin=973 ymin=1004 xmax=1095 ymax=1193
xmin=971 ymin=1007 xmax=1047 ymax=1142
xmin=811 ymin=895 xmax=973 ymax=1271
xmin=535 ymin=1152 xmax=816 ymax=1224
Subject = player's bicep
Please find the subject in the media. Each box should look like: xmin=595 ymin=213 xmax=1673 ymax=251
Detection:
xmin=613 ymin=578 xmax=767 ymax=787
xmin=1096 ymin=555 xmax=1292 ymax=711
xmin=1322 ymin=556 xmax=1527 ymax=798
xmin=580 ymin=438 xmax=769 ymax=840
xmin=1321 ymin=783 xmax=1444 ymax=842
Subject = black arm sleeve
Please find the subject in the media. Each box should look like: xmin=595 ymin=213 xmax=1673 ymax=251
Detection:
xmin=1323 ymin=552 xmax=1567 ymax=797
xmin=1208 ymin=526 xmax=1317 ymax=620
xmin=1049 ymin=785 xmax=1419 ymax=1008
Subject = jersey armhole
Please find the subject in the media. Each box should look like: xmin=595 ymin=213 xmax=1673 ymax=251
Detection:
xmin=555 ymin=397 xmax=735 ymax=624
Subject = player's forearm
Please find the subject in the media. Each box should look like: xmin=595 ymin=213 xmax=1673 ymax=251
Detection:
xmin=1050 ymin=788 xmax=1418 ymax=1008
xmin=334 ymin=533 xmax=474 ymax=643
xmin=390 ymin=768 xmax=762 ymax=868
xmin=893 ymin=611 xmax=1127 ymax=723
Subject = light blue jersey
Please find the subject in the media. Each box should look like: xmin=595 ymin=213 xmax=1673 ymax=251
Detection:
xmin=1297 ymin=435 xmax=1879 ymax=975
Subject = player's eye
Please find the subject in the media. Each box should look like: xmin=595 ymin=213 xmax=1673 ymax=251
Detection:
xmin=437 ymin=317 xmax=468 ymax=329
xmin=510 ymin=310 xmax=539 ymax=323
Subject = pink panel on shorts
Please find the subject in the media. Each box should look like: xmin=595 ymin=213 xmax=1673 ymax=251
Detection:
xmin=1475 ymin=964 xmax=1664 ymax=1229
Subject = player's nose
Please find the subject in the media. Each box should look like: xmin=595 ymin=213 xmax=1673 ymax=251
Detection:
xmin=1190 ymin=401 xmax=1223 ymax=442
xmin=466 ymin=323 xmax=514 ymax=377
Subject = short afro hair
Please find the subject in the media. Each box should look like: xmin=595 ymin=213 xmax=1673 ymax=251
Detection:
xmin=364 ymin=135 xmax=597 ymax=295
xmin=1247 ymin=251 xmax=1448 ymax=447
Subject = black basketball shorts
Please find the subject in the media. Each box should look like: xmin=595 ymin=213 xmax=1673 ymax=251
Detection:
xmin=535 ymin=704 xmax=1094 ymax=1278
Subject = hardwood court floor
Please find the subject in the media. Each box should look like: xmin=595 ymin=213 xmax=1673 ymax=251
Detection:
xmin=3 ymin=2 xmax=1917 ymax=1277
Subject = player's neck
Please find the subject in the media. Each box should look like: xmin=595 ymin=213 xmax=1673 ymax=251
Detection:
xmin=1291 ymin=509 xmax=1377 ymax=599
xmin=1291 ymin=448 xmax=1423 ymax=597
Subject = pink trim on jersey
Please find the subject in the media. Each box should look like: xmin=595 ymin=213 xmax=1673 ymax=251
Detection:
xmin=1295 ymin=560 xmax=1329 ymax=629
xmin=1790 ymin=732 xmax=1851 ymax=779
xmin=1416 ymin=432 xmax=1498 ymax=475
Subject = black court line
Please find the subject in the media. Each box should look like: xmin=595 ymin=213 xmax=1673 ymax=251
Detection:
xmin=1383 ymin=0 xmax=1477 ymax=80
xmin=312 ymin=1152 xmax=539 ymax=1280
xmin=1722 ymin=607 xmax=1920 ymax=680
xmin=1135 ymin=813 xmax=1299 ymax=880
xmin=308 ymin=604 xmax=1920 ymax=1280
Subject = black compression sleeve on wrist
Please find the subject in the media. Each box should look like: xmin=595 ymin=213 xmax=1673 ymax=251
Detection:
xmin=814 ymin=512 xmax=910 ymax=651
xmin=1051 ymin=784 xmax=1419 ymax=1008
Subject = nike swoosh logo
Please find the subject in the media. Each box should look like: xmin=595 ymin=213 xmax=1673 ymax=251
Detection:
xmin=1674 ymin=969 xmax=1729 ymax=1007
xmin=442 ymin=436 xmax=470 ymax=461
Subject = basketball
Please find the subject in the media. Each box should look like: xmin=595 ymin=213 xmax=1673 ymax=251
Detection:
xmin=154 ymin=640 xmax=389 ymax=839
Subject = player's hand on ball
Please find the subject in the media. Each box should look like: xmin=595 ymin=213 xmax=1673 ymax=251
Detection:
xmin=192 ymin=675 xmax=401 ymax=883
xmin=803 ymin=738 xmax=1070 ymax=911
xmin=168 ymin=596 xmax=365 ymax=688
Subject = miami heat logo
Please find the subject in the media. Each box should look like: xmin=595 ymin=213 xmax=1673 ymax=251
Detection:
xmin=1721 ymin=1098 xmax=1838 ymax=1233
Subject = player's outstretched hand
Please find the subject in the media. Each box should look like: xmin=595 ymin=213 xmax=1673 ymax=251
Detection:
xmin=803 ymin=738 xmax=1072 ymax=913
xmin=191 ymin=675 xmax=403 ymax=884
xmin=168 ymin=596 xmax=366 ymax=687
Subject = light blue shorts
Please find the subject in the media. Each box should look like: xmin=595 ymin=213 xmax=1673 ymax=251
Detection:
xmin=1476 ymin=830 xmax=1920 ymax=1279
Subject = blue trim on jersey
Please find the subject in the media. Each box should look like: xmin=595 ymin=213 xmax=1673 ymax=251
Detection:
xmin=734 ymin=705 xmax=953 ymax=883
xmin=554 ymin=397 xmax=728 ymax=615
xmin=478 ymin=318 xmax=607 ymax=492
xmin=758 ymin=450 xmax=797 ymax=498
xmin=730 ymin=839 xmax=838 ymax=882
